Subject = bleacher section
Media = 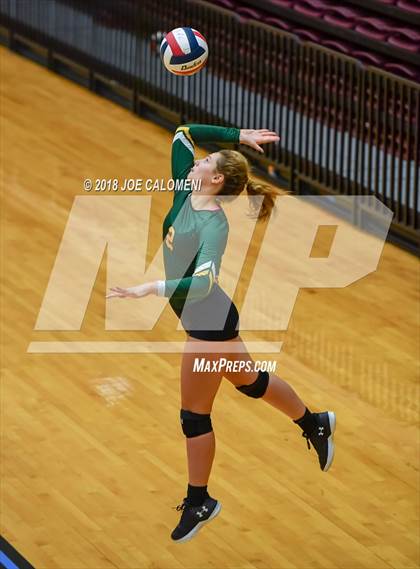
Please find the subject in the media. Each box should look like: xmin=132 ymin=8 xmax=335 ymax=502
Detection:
xmin=211 ymin=0 xmax=420 ymax=82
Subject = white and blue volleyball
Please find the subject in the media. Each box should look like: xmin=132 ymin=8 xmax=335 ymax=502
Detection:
xmin=160 ymin=27 xmax=209 ymax=76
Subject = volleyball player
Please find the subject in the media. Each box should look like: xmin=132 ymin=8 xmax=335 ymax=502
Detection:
xmin=107 ymin=124 xmax=336 ymax=543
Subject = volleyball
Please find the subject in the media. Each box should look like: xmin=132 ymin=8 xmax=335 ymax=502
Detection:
xmin=160 ymin=27 xmax=209 ymax=76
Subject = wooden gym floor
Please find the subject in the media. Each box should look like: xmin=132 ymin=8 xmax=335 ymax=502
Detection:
xmin=1 ymin=46 xmax=419 ymax=569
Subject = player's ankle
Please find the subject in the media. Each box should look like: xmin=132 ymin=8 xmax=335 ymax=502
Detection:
xmin=186 ymin=483 xmax=209 ymax=506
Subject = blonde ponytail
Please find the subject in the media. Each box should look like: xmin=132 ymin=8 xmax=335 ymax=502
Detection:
xmin=245 ymin=179 xmax=286 ymax=221
xmin=216 ymin=149 xmax=289 ymax=222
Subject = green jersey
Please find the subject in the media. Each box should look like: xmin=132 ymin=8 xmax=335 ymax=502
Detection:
xmin=159 ymin=124 xmax=240 ymax=313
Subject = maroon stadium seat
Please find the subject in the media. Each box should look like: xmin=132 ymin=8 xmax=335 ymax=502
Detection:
xmin=396 ymin=0 xmax=420 ymax=13
xmin=211 ymin=0 xmax=236 ymax=8
xmin=388 ymin=28 xmax=420 ymax=52
xmin=293 ymin=28 xmax=323 ymax=42
xmin=384 ymin=62 xmax=420 ymax=80
xmin=264 ymin=16 xmax=293 ymax=31
xmin=237 ymin=6 xmax=263 ymax=19
xmin=294 ymin=0 xmax=333 ymax=19
xmin=354 ymin=17 xmax=395 ymax=41
xmin=268 ymin=0 xmax=294 ymax=7
xmin=393 ymin=26 xmax=420 ymax=40
xmin=323 ymin=6 xmax=364 ymax=29
xmin=322 ymin=39 xmax=353 ymax=54
xmin=351 ymin=49 xmax=385 ymax=66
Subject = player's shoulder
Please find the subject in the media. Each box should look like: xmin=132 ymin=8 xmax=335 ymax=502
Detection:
xmin=174 ymin=124 xmax=193 ymax=136
xmin=173 ymin=125 xmax=194 ymax=148
xmin=201 ymin=209 xmax=229 ymax=232
xmin=217 ymin=208 xmax=229 ymax=228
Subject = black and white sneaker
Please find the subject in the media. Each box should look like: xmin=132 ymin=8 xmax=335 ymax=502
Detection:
xmin=171 ymin=497 xmax=222 ymax=543
xmin=302 ymin=411 xmax=336 ymax=471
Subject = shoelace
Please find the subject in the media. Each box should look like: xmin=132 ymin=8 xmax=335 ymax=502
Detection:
xmin=173 ymin=499 xmax=187 ymax=512
xmin=302 ymin=431 xmax=312 ymax=450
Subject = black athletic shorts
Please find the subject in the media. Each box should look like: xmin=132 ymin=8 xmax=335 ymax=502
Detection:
xmin=171 ymin=284 xmax=240 ymax=341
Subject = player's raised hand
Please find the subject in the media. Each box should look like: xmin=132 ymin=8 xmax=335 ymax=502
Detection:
xmin=239 ymin=129 xmax=280 ymax=153
xmin=106 ymin=282 xmax=157 ymax=299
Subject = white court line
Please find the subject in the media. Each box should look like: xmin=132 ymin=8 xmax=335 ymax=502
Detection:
xmin=27 ymin=341 xmax=283 ymax=353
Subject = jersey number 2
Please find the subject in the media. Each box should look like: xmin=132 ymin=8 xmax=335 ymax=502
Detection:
xmin=165 ymin=226 xmax=175 ymax=251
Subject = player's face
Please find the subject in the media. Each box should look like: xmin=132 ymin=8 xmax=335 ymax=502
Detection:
xmin=188 ymin=152 xmax=223 ymax=192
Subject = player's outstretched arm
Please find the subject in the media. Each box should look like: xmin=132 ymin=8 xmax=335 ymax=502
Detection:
xmin=171 ymin=124 xmax=279 ymax=183
xmin=171 ymin=124 xmax=240 ymax=183
xmin=239 ymin=128 xmax=280 ymax=153
xmin=106 ymin=283 xmax=159 ymax=298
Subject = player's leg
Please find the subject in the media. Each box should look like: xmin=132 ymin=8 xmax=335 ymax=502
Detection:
xmin=171 ymin=335 xmax=223 ymax=543
xmin=222 ymin=335 xmax=336 ymax=472
xmin=218 ymin=335 xmax=305 ymax=417
xmin=180 ymin=335 xmax=223 ymax=493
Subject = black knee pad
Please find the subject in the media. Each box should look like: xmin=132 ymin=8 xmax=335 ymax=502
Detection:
xmin=236 ymin=370 xmax=269 ymax=398
xmin=180 ymin=409 xmax=213 ymax=438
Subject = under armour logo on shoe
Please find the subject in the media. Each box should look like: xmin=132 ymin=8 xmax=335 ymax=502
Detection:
xmin=196 ymin=505 xmax=209 ymax=518
xmin=318 ymin=426 xmax=324 ymax=436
